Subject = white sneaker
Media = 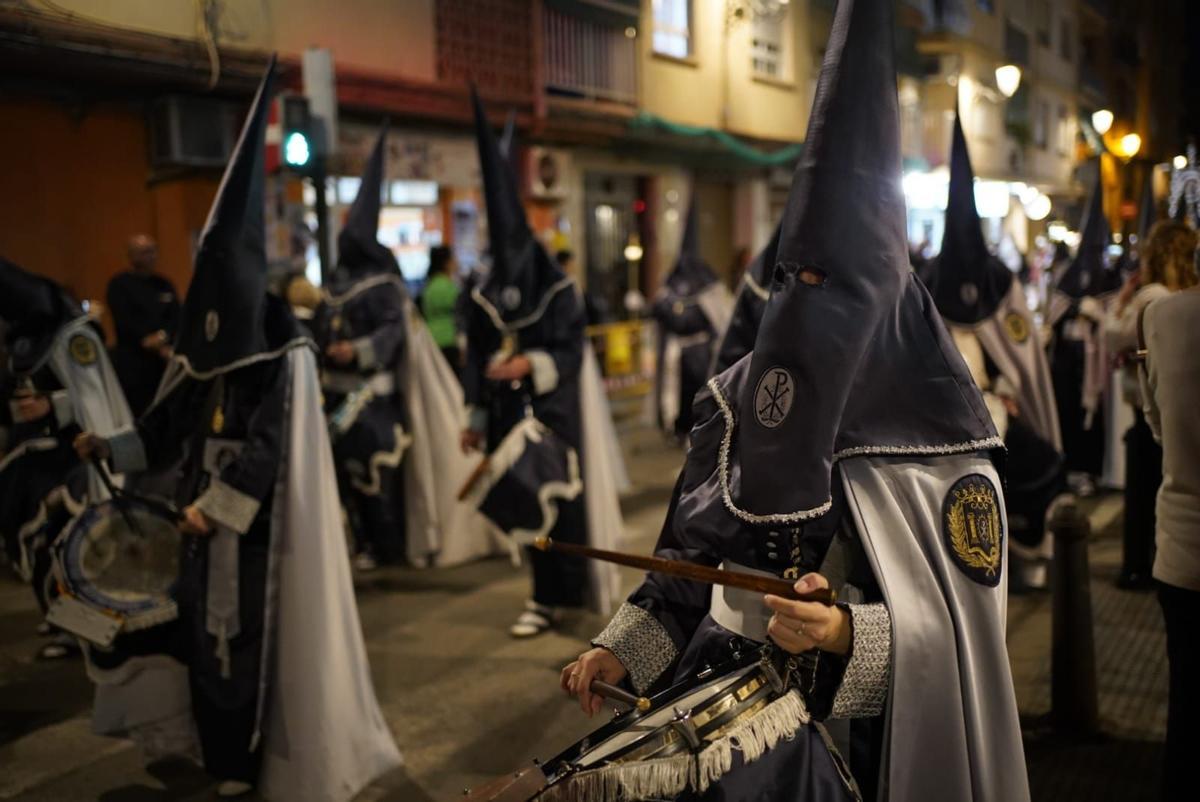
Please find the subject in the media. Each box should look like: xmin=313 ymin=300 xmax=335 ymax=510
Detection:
xmin=509 ymin=601 xmax=558 ymax=638
xmin=216 ymin=780 xmax=253 ymax=798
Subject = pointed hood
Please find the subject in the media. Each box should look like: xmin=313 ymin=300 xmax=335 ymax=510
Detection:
xmin=923 ymin=108 xmax=1014 ymax=324
xmin=727 ymin=0 xmax=997 ymax=521
xmin=1057 ymin=167 xmax=1116 ymax=298
xmin=337 ymin=123 xmax=403 ymax=277
xmin=664 ymin=193 xmax=718 ymax=295
xmin=471 ymin=86 xmax=564 ymax=324
xmin=0 ymin=257 xmax=80 ymax=375
xmin=711 ymin=219 xmax=782 ymax=375
xmin=174 ymin=56 xmax=283 ymax=376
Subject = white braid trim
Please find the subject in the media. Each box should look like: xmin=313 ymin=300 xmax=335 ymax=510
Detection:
xmin=470 ymin=276 xmax=576 ymax=334
xmin=321 ymin=273 xmax=406 ymax=307
xmin=348 ymin=423 xmax=413 ymax=497
xmin=707 ymin=377 xmax=1005 ymax=525
xmin=166 ymin=337 xmax=314 ymax=382
xmin=742 ymin=271 xmax=770 ymax=301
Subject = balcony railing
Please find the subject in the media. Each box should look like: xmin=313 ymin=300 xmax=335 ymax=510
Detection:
xmin=542 ymin=6 xmax=637 ymax=105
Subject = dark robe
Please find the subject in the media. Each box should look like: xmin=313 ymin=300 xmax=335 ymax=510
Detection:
xmin=106 ymin=270 xmax=180 ymax=416
xmin=123 ymin=356 xmax=287 ymax=784
xmin=311 ymin=270 xmax=409 ymax=563
xmin=1051 ymin=307 xmax=1106 ymax=477
xmin=461 ymin=284 xmax=589 ymax=607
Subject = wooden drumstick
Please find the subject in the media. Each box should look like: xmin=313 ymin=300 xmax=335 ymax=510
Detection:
xmin=457 ymin=456 xmax=492 ymax=501
xmin=533 ymin=537 xmax=837 ymax=605
xmin=591 ymin=679 xmax=651 ymax=712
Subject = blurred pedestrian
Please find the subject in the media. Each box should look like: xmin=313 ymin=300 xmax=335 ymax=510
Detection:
xmin=1106 ymin=220 xmax=1197 ymax=589
xmin=311 ymin=126 xmax=410 ymax=570
xmin=422 ymin=244 xmax=461 ymax=371
xmin=106 ymin=234 xmax=180 ymax=416
xmin=1138 ymin=261 xmax=1200 ymax=802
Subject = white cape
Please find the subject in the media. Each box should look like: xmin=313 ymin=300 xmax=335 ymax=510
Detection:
xmin=259 ymin=347 xmax=402 ymax=801
xmin=580 ymin=343 xmax=625 ymax=615
xmin=401 ymin=302 xmax=503 ymax=566
xmin=842 ymin=454 xmax=1029 ymax=802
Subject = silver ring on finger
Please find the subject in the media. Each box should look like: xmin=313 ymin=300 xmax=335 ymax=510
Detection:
xmin=796 ymin=623 xmax=807 ymax=637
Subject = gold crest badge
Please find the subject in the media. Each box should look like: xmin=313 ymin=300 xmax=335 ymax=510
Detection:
xmin=1004 ymin=311 xmax=1029 ymax=344
xmin=68 ymin=334 xmax=97 ymax=366
xmin=942 ymin=474 xmax=1004 ymax=586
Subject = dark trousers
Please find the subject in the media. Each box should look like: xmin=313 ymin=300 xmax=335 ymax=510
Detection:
xmin=1158 ymin=582 xmax=1200 ymax=801
xmin=1123 ymin=409 xmax=1163 ymax=576
xmin=440 ymin=345 xmax=461 ymax=380
xmin=528 ymin=495 xmax=588 ymax=609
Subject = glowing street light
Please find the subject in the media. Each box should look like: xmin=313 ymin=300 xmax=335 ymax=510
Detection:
xmin=1025 ymin=192 xmax=1052 ymax=221
xmin=1118 ymin=133 xmax=1142 ymax=160
xmin=995 ymin=65 xmax=1022 ymax=98
xmin=1174 ymin=154 xmax=1188 ymax=170
xmin=623 ymin=234 xmax=644 ymax=262
xmin=1091 ymin=109 xmax=1114 ymax=136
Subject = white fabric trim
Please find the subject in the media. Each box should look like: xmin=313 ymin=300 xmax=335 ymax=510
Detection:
xmin=351 ymin=336 xmax=377 ymax=370
xmin=193 ymin=478 xmax=261 ymax=535
xmin=322 ymin=370 xmax=395 ymax=396
xmin=160 ymin=337 xmax=313 ymax=385
xmin=321 ymin=273 xmax=406 ymax=307
xmin=708 ymin=560 xmax=776 ymax=644
xmin=469 ymin=276 xmax=576 ymax=333
xmin=707 ymin=377 xmax=1005 ymax=525
xmin=526 ymin=349 xmax=559 ymax=395
xmin=49 ymin=390 xmax=74 ymax=427
xmin=742 ymin=271 xmax=770 ymax=301
xmin=347 ymin=424 xmax=412 ymax=497
xmin=0 ymin=435 xmax=59 ymax=474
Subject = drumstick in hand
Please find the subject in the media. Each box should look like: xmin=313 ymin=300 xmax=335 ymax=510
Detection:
xmin=533 ymin=537 xmax=836 ymax=605
xmin=591 ymin=680 xmax=651 ymax=712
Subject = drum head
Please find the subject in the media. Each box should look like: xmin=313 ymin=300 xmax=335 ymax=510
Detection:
xmin=57 ymin=498 xmax=181 ymax=627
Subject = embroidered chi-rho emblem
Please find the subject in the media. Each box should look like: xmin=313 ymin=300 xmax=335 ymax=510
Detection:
xmin=754 ymin=366 xmax=793 ymax=429
xmin=942 ymin=473 xmax=1004 ymax=586
xmin=68 ymin=334 xmax=97 ymax=366
xmin=1004 ymin=312 xmax=1029 ymax=344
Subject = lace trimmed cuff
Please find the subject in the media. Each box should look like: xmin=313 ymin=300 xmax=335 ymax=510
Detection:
xmin=526 ymin=350 xmax=559 ymax=396
xmin=593 ymin=603 xmax=677 ymax=694
xmin=830 ymin=602 xmax=892 ymax=719
xmin=107 ymin=427 xmax=148 ymax=474
xmin=193 ymin=478 xmax=261 ymax=535
xmin=352 ymin=336 xmax=377 ymax=370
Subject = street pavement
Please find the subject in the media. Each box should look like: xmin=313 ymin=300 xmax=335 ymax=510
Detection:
xmin=0 ymin=428 xmax=1169 ymax=801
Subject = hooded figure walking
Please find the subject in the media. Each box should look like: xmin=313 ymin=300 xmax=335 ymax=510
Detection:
xmin=652 ymin=198 xmax=734 ymax=441
xmin=312 ymin=124 xmax=411 ymax=569
xmin=1048 ymin=171 xmax=1119 ymax=489
xmin=919 ymin=108 xmax=1066 ymax=589
xmin=460 ymin=89 xmax=623 ymax=638
xmin=0 ymin=258 xmax=133 ymax=658
xmin=562 ymin=0 xmax=1029 ymax=799
xmin=75 ymin=58 xmax=401 ymax=800
xmin=711 ymin=221 xmax=781 ymax=376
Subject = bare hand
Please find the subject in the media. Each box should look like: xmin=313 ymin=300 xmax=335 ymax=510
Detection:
xmin=14 ymin=394 xmax=51 ymax=423
xmin=140 ymin=330 xmax=168 ymax=352
xmin=764 ymin=573 xmax=851 ymax=656
xmin=326 ymin=341 xmax=356 ymax=366
xmin=73 ymin=432 xmax=111 ymax=461
xmin=179 ymin=504 xmax=214 ymax=536
xmin=1116 ymin=271 xmax=1141 ymax=309
xmin=460 ymin=429 xmax=484 ymax=454
xmin=561 ymin=647 xmax=629 ymax=717
xmin=485 ymin=355 xmax=532 ymax=382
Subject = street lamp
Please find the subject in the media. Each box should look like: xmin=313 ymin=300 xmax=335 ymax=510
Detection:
xmin=1118 ymin=133 xmax=1142 ymax=160
xmin=1091 ymin=109 xmax=1114 ymax=136
xmin=1025 ymin=192 xmax=1052 ymax=221
xmin=1173 ymin=154 xmax=1188 ymax=170
xmin=995 ymin=65 xmax=1021 ymax=98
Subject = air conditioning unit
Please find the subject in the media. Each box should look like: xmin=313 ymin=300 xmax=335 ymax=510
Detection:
xmin=149 ymin=96 xmax=241 ymax=168
xmin=527 ymin=146 xmax=570 ymax=200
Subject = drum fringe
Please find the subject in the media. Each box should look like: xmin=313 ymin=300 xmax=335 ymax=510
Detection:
xmin=538 ymin=691 xmax=810 ymax=802
xmin=695 ymin=689 xmax=810 ymax=792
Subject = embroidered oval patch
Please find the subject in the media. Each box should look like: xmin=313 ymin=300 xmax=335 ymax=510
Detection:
xmin=1004 ymin=311 xmax=1029 ymax=344
xmin=960 ymin=282 xmax=979 ymax=306
xmin=753 ymin=366 xmax=794 ymax=429
xmin=68 ymin=334 xmax=97 ymax=366
xmin=204 ymin=310 xmax=220 ymax=342
xmin=942 ymin=473 xmax=1004 ymax=586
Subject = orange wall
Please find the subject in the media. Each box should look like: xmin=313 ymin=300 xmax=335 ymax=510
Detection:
xmin=0 ymin=98 xmax=218 ymax=338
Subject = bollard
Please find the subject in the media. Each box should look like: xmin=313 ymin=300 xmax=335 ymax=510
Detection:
xmin=1048 ymin=496 xmax=1100 ymax=736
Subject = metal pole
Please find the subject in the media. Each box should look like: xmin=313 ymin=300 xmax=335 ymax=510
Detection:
xmin=313 ymin=162 xmax=331 ymax=285
xmin=1049 ymin=496 xmax=1100 ymax=736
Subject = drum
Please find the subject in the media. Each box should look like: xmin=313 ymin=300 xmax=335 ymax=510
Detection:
xmin=46 ymin=496 xmax=182 ymax=647
xmin=459 ymin=416 xmax=582 ymax=543
xmin=465 ymin=647 xmax=845 ymax=802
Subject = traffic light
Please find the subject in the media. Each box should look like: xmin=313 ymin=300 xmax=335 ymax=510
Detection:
xmin=279 ymin=93 xmax=312 ymax=171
